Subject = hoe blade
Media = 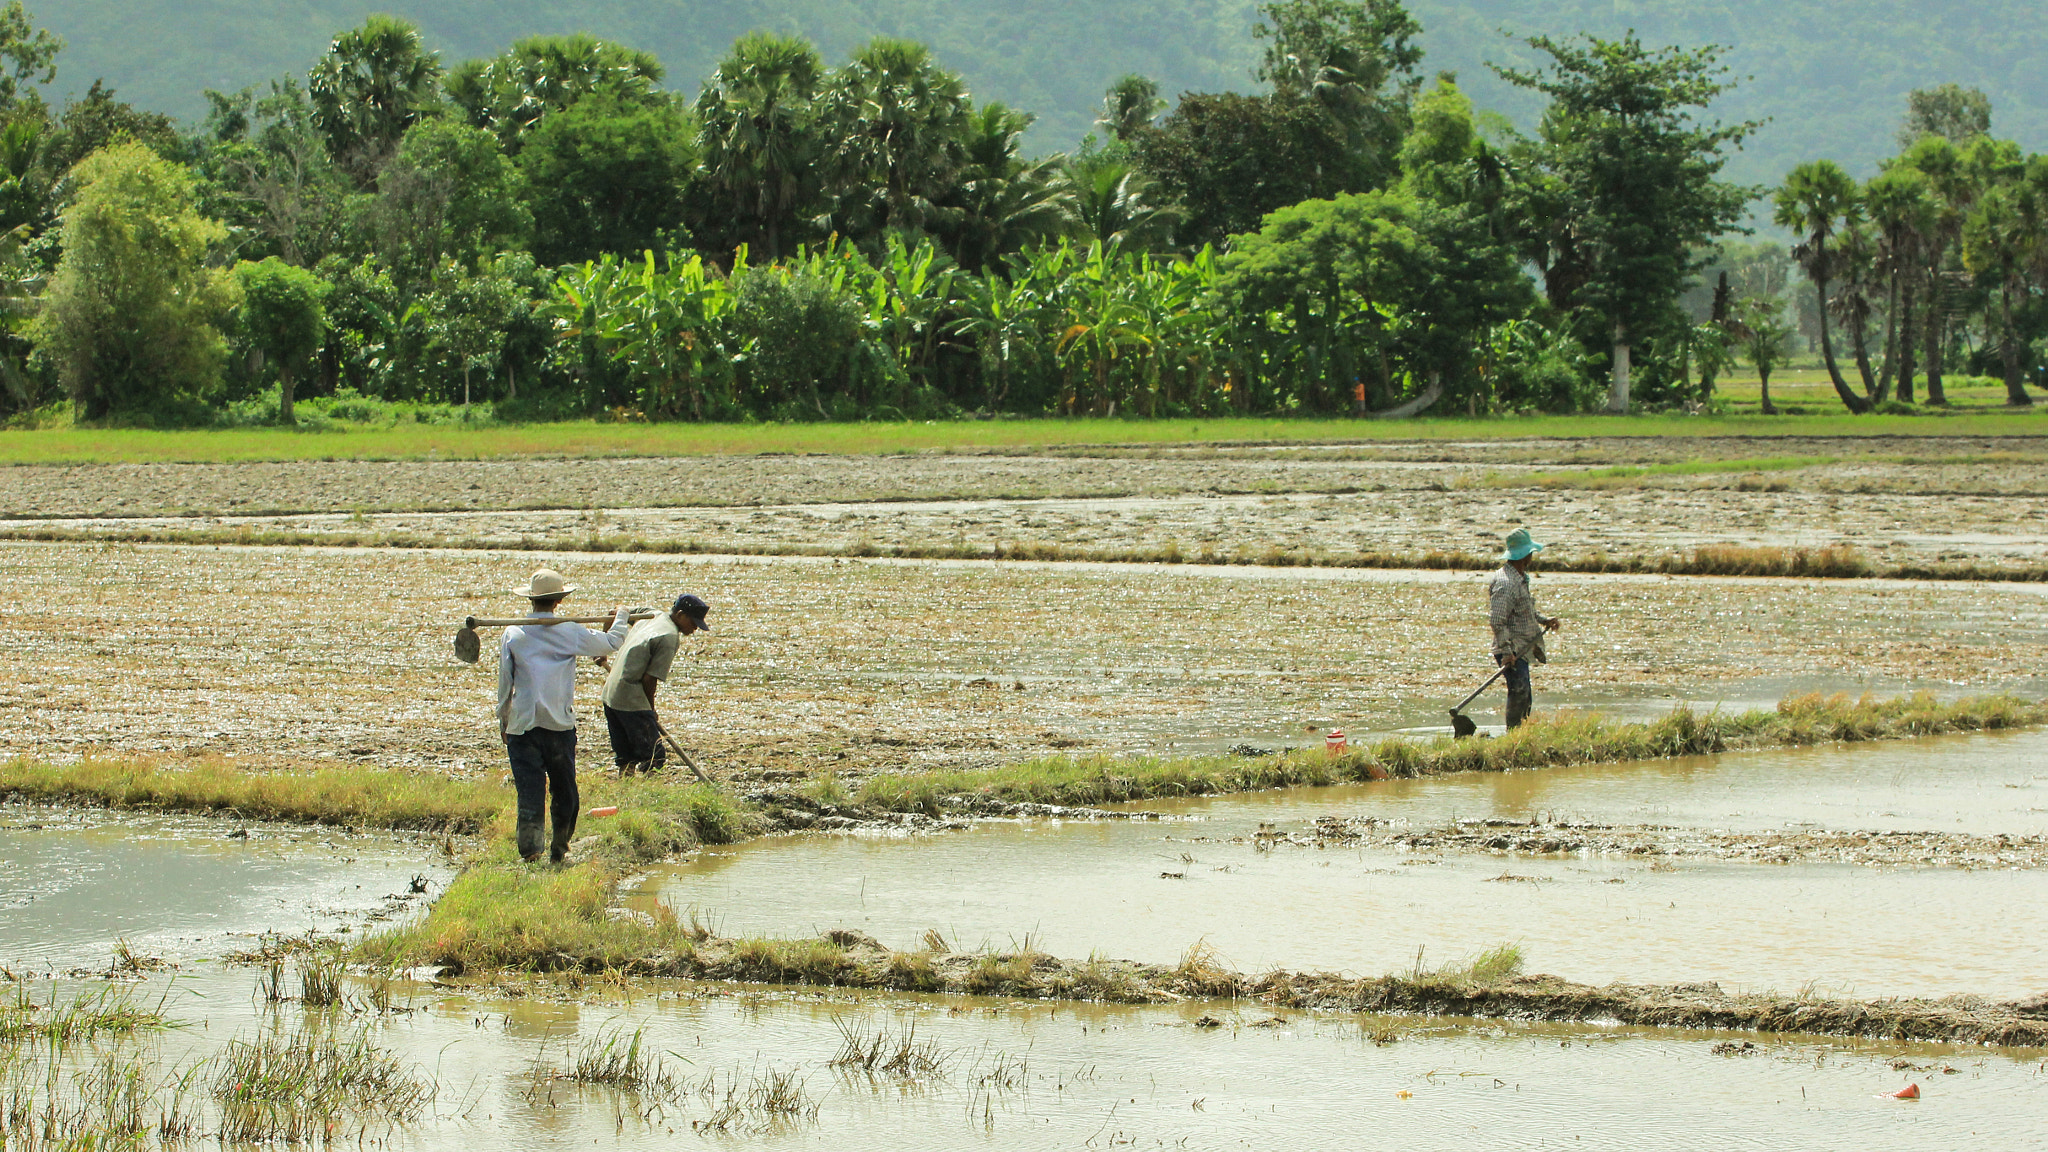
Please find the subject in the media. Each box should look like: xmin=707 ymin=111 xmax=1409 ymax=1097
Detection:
xmin=453 ymin=626 xmax=481 ymax=664
xmin=1450 ymin=711 xmax=1478 ymax=739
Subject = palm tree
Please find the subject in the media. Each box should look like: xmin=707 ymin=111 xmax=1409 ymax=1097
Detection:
xmin=1096 ymin=75 xmax=1164 ymax=141
xmin=819 ymin=38 xmax=971 ymax=242
xmin=695 ymin=33 xmax=825 ymax=261
xmin=447 ymin=34 xmax=664 ymax=150
xmin=1864 ymin=166 xmax=1936 ymax=403
xmin=938 ymin=103 xmax=1075 ymax=272
xmin=1961 ymin=168 xmax=2044 ymax=407
xmin=308 ymin=15 xmax=444 ymax=183
xmin=1070 ymin=161 xmax=1179 ymax=254
xmin=1772 ymin=160 xmax=1871 ymax=413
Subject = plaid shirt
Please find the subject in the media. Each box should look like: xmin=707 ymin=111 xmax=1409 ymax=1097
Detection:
xmin=1487 ymin=564 xmax=1549 ymax=664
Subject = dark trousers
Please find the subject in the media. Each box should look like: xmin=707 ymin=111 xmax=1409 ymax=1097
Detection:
xmin=604 ymin=706 xmax=666 ymax=773
xmin=505 ymin=727 xmax=578 ymax=861
xmin=1503 ymin=656 xmax=1533 ymax=729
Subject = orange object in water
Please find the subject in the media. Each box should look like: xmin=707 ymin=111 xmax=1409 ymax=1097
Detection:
xmin=1890 ymin=1084 xmax=1920 ymax=1100
xmin=587 ymin=805 xmax=619 ymax=818
xmin=1325 ymin=729 xmax=1347 ymax=754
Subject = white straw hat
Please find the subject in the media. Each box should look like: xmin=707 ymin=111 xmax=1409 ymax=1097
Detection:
xmin=514 ymin=569 xmax=577 ymax=598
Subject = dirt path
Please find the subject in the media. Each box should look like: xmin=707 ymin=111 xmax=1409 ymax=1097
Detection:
xmin=4 ymin=541 xmax=2044 ymax=779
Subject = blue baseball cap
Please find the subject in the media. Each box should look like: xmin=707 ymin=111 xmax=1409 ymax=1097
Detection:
xmin=672 ymin=594 xmax=711 ymax=630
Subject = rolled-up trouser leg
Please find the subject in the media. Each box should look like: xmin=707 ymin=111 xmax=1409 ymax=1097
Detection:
xmin=505 ymin=730 xmax=550 ymax=859
xmin=1504 ymin=657 xmax=1533 ymax=729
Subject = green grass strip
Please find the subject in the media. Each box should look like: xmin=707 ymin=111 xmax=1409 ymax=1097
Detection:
xmin=852 ymin=692 xmax=2048 ymax=813
xmin=1 ymin=410 xmax=2043 ymax=465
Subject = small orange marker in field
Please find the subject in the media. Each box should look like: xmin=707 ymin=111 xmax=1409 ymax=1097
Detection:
xmin=587 ymin=806 xmax=619 ymax=818
xmin=1889 ymin=1084 xmax=1920 ymax=1100
xmin=1325 ymin=729 xmax=1347 ymax=754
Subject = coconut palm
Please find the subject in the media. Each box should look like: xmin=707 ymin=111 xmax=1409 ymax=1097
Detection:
xmin=1772 ymin=160 xmax=1870 ymax=413
xmin=1096 ymin=74 xmax=1164 ymax=141
xmin=1070 ymin=161 xmax=1179 ymax=255
xmin=938 ymin=103 xmax=1075 ymax=272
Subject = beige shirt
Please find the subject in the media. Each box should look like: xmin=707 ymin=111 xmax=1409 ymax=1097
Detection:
xmin=601 ymin=614 xmax=680 ymax=712
xmin=1487 ymin=564 xmax=1550 ymax=664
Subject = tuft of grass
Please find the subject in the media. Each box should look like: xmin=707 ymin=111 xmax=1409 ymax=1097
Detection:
xmin=297 ymin=949 xmax=344 ymax=1007
xmin=212 ymin=1023 xmax=433 ymax=1143
xmin=0 ymin=984 xmax=175 ymax=1044
xmin=830 ymin=1020 xmax=948 ymax=1079
xmin=727 ymin=937 xmax=853 ymax=986
xmin=1171 ymin=940 xmax=1242 ymax=998
xmin=569 ymin=1027 xmax=681 ymax=1101
xmin=962 ymin=939 xmax=1052 ymax=997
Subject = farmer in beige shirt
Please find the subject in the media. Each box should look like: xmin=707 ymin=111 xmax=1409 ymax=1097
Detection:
xmin=1488 ymin=527 xmax=1562 ymax=729
xmin=602 ymin=594 xmax=710 ymax=774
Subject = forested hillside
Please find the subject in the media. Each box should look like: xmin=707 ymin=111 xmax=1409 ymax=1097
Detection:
xmin=30 ymin=0 xmax=2048 ymax=183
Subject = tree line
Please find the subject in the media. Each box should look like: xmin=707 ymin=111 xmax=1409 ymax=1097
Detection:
xmin=0 ymin=0 xmax=2033 ymax=426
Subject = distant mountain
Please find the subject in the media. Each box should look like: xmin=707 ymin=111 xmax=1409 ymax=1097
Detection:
xmin=28 ymin=0 xmax=2048 ymax=188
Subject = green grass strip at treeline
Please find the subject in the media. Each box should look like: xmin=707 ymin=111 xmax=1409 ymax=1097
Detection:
xmin=1 ymin=410 xmax=2045 ymax=466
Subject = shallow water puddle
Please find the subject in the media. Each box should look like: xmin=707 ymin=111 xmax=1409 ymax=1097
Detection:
xmin=641 ymin=731 xmax=2048 ymax=999
xmin=0 ymin=807 xmax=453 ymax=968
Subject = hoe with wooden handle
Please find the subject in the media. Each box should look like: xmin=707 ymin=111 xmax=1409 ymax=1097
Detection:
xmin=452 ymin=611 xmax=658 ymax=664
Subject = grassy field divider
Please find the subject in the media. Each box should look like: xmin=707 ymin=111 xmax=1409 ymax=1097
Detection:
xmin=851 ymin=692 xmax=2047 ymax=814
xmin=0 ymin=756 xmax=506 ymax=831
xmin=8 ymin=524 xmax=2046 ymax=583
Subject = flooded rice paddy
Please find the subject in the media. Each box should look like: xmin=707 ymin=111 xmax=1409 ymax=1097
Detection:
xmin=641 ymin=730 xmax=2048 ymax=1001
xmin=2 ymin=797 xmax=2044 ymax=1149
xmin=8 ymin=438 xmax=2048 ymax=1145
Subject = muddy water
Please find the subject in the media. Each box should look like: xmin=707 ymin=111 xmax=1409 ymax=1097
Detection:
xmin=3 ymin=808 xmax=2044 ymax=1147
xmin=641 ymin=731 xmax=2048 ymax=1000
xmin=0 ymin=806 xmax=454 ymax=969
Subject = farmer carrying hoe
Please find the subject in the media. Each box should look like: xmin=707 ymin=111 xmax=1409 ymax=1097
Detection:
xmin=1489 ymin=527 xmax=1563 ymax=729
xmin=601 ymin=593 xmax=712 ymax=775
xmin=496 ymin=569 xmax=631 ymax=863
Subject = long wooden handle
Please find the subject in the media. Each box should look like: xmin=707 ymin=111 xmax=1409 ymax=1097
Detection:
xmin=1451 ymin=665 xmax=1510 ymax=714
xmin=463 ymin=612 xmax=658 ymax=628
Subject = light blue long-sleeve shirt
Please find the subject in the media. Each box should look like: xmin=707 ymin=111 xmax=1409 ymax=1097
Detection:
xmin=496 ymin=607 xmax=631 ymax=734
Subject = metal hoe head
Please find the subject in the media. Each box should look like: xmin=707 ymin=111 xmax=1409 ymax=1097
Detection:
xmin=1449 ymin=710 xmax=1478 ymax=739
xmin=454 ymin=618 xmax=482 ymax=664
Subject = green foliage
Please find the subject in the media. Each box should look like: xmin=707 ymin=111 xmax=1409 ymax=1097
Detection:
xmin=1130 ymin=91 xmax=1370 ymax=249
xmin=364 ymin=117 xmax=529 ymax=286
xmin=0 ymin=1 xmax=57 ymax=111
xmin=308 ymin=15 xmax=444 ymax=179
xmin=729 ymin=263 xmax=868 ymax=420
xmin=1496 ymin=33 xmax=1757 ymax=413
xmin=233 ymin=256 xmax=328 ymax=422
xmin=36 ymin=141 xmax=235 ymax=422
xmin=518 ymin=93 xmax=694 ymax=267
xmin=446 ymin=33 xmax=665 ymax=150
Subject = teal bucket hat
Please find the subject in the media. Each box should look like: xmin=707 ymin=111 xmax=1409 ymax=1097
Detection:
xmin=1502 ymin=527 xmax=1544 ymax=562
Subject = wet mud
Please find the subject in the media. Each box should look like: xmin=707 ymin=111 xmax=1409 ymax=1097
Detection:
xmin=5 ymin=541 xmax=2046 ymax=779
xmin=1231 ymin=815 xmax=2048 ymax=869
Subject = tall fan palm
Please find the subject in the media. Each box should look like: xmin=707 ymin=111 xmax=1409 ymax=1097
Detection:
xmin=696 ymin=32 xmax=825 ymax=260
xmin=1863 ymin=166 xmax=1936 ymax=402
xmin=447 ymin=34 xmax=664 ymax=150
xmin=820 ymin=38 xmax=971 ymax=241
xmin=308 ymin=15 xmax=444 ymax=181
xmin=939 ymin=103 xmax=1075 ymax=272
xmin=1772 ymin=160 xmax=1871 ymax=413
